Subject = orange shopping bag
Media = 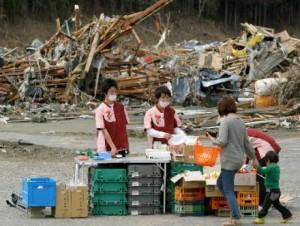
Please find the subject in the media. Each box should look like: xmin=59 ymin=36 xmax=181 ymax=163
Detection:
xmin=194 ymin=138 xmax=220 ymax=167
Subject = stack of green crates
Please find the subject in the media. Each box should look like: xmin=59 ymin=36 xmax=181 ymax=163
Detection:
xmin=127 ymin=164 xmax=163 ymax=215
xmin=90 ymin=168 xmax=128 ymax=216
xmin=167 ymin=162 xmax=203 ymax=213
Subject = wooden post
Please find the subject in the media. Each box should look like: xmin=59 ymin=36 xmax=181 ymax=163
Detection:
xmin=84 ymin=28 xmax=100 ymax=73
xmin=74 ymin=5 xmax=81 ymax=31
xmin=132 ymin=29 xmax=142 ymax=45
xmin=56 ymin=18 xmax=61 ymax=33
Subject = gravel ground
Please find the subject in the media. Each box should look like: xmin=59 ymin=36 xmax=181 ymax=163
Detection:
xmin=0 ymin=119 xmax=299 ymax=226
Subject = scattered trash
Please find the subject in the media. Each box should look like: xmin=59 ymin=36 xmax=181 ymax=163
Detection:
xmin=0 ymin=2 xmax=299 ymax=131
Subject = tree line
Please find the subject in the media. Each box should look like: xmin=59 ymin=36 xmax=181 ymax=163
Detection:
xmin=0 ymin=0 xmax=300 ymax=31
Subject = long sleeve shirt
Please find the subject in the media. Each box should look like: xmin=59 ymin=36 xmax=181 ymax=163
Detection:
xmin=211 ymin=115 xmax=255 ymax=170
xmin=258 ymin=163 xmax=280 ymax=190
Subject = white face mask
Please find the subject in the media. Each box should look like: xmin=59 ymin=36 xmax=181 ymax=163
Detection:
xmin=159 ymin=100 xmax=170 ymax=108
xmin=108 ymin=94 xmax=117 ymax=102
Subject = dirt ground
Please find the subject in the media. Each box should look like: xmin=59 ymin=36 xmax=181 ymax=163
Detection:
xmin=0 ymin=119 xmax=299 ymax=226
xmin=0 ymin=17 xmax=228 ymax=49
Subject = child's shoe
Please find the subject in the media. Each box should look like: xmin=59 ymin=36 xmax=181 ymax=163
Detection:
xmin=253 ymin=217 xmax=265 ymax=224
xmin=281 ymin=215 xmax=293 ymax=223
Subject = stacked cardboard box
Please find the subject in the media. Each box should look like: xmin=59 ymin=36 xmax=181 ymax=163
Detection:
xmin=55 ymin=184 xmax=88 ymax=218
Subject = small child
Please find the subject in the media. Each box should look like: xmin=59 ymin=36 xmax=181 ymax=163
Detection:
xmin=253 ymin=151 xmax=292 ymax=224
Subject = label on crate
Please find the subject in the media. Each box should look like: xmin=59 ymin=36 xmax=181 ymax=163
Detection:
xmin=131 ymin=190 xmax=140 ymax=196
xmin=131 ymin=210 xmax=139 ymax=215
xmin=131 ymin=182 xmax=140 ymax=187
xmin=131 ymin=172 xmax=139 ymax=178
xmin=132 ymin=201 xmax=140 ymax=206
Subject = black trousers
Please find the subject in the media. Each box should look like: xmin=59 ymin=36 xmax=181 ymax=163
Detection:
xmin=257 ymin=158 xmax=267 ymax=205
xmin=258 ymin=189 xmax=292 ymax=219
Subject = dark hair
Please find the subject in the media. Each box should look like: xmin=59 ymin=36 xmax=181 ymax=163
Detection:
xmin=99 ymin=78 xmax=118 ymax=101
xmin=101 ymin=78 xmax=118 ymax=94
xmin=154 ymin=86 xmax=171 ymax=99
xmin=217 ymin=95 xmax=237 ymax=116
xmin=265 ymin=151 xmax=279 ymax=163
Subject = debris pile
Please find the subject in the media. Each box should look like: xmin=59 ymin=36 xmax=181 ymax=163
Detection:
xmin=0 ymin=0 xmax=300 ymax=129
xmin=0 ymin=0 xmax=174 ymax=104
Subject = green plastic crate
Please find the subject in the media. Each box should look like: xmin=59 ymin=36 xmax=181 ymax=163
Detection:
xmin=170 ymin=163 xmax=203 ymax=176
xmin=92 ymin=182 xmax=127 ymax=193
xmin=92 ymin=193 xmax=127 ymax=205
xmin=91 ymin=168 xmax=127 ymax=182
xmin=168 ymin=201 xmax=176 ymax=214
xmin=175 ymin=202 xmax=205 ymax=213
xmin=92 ymin=205 xmax=127 ymax=216
xmin=239 ymin=205 xmax=258 ymax=217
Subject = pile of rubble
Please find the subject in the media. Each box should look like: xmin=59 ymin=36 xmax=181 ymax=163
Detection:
xmin=168 ymin=23 xmax=300 ymax=108
xmin=0 ymin=0 xmax=300 ymax=129
xmin=0 ymin=0 xmax=174 ymax=104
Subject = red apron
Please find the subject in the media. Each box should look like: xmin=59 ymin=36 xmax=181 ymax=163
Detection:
xmin=104 ymin=102 xmax=129 ymax=151
xmin=151 ymin=106 xmax=177 ymax=145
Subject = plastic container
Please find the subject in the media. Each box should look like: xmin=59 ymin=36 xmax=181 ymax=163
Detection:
xmin=92 ymin=193 xmax=127 ymax=205
xmin=129 ymin=178 xmax=162 ymax=187
xmin=22 ymin=177 xmax=56 ymax=207
xmin=194 ymin=140 xmax=220 ymax=167
xmin=237 ymin=191 xmax=258 ymax=206
xmin=91 ymin=182 xmax=127 ymax=193
xmin=128 ymin=195 xmax=161 ymax=206
xmin=128 ymin=206 xmax=162 ymax=215
xmin=128 ymin=186 xmax=161 ymax=196
xmin=175 ymin=201 xmax=205 ymax=216
xmin=239 ymin=205 xmax=258 ymax=217
xmin=175 ymin=187 xmax=205 ymax=201
xmin=209 ymin=197 xmax=228 ymax=210
xmin=170 ymin=162 xmax=203 ymax=176
xmin=93 ymin=151 xmax=112 ymax=160
xmin=128 ymin=164 xmax=161 ymax=178
xmin=254 ymin=95 xmax=277 ymax=108
xmin=91 ymin=168 xmax=127 ymax=182
xmin=92 ymin=205 xmax=127 ymax=216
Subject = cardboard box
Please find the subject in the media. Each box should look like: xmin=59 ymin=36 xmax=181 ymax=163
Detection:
xmin=55 ymin=184 xmax=88 ymax=218
xmin=234 ymin=172 xmax=256 ymax=186
xmin=205 ymin=179 xmax=258 ymax=197
xmin=170 ymin=144 xmax=184 ymax=162
xmin=70 ymin=185 xmax=88 ymax=218
xmin=205 ymin=180 xmax=223 ymax=197
xmin=199 ymin=53 xmax=223 ymax=71
xmin=277 ymin=30 xmax=290 ymax=42
xmin=55 ymin=184 xmax=71 ymax=218
xmin=179 ymin=180 xmax=205 ymax=189
xmin=171 ymin=171 xmax=205 ymax=190
xmin=183 ymin=144 xmax=194 ymax=163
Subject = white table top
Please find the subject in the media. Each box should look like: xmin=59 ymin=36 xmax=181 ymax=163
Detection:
xmin=75 ymin=155 xmax=170 ymax=166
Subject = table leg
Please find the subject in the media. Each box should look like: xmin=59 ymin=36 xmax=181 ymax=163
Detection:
xmin=74 ymin=162 xmax=79 ymax=184
xmin=163 ymin=162 xmax=167 ymax=214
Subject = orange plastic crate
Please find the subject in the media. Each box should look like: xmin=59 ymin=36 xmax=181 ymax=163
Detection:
xmin=237 ymin=191 xmax=258 ymax=206
xmin=209 ymin=197 xmax=228 ymax=210
xmin=175 ymin=187 xmax=205 ymax=201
